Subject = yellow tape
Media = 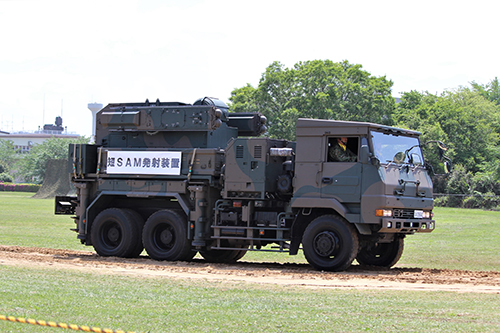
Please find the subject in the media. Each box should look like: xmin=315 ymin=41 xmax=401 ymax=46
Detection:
xmin=0 ymin=315 xmax=137 ymax=333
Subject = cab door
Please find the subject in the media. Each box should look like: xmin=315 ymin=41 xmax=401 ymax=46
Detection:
xmin=320 ymin=137 xmax=361 ymax=203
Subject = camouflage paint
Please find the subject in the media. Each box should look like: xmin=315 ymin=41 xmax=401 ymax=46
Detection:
xmin=55 ymin=98 xmax=438 ymax=271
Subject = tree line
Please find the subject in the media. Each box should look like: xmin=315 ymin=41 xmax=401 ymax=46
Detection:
xmin=0 ymin=137 xmax=89 ymax=183
xmin=1 ymin=59 xmax=499 ymax=208
xmin=229 ymin=60 xmax=500 ymax=208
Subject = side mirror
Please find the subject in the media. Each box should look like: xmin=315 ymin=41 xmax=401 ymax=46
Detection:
xmin=411 ymin=153 xmax=422 ymax=166
xmin=444 ymin=161 xmax=451 ymax=174
xmin=359 ymin=145 xmax=369 ymax=164
xmin=438 ymin=145 xmax=446 ymax=159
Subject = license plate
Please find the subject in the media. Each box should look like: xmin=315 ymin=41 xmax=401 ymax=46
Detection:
xmin=414 ymin=210 xmax=424 ymax=218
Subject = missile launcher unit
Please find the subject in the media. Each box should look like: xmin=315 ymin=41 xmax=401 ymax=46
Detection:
xmin=56 ymin=97 xmax=443 ymax=271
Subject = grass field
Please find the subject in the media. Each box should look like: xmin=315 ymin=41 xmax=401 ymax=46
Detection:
xmin=1 ymin=265 xmax=500 ymax=333
xmin=1 ymin=192 xmax=499 ymax=271
xmin=1 ymin=192 xmax=500 ymax=332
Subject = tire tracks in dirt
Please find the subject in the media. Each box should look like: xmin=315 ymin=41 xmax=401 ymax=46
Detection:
xmin=1 ymin=245 xmax=499 ymax=293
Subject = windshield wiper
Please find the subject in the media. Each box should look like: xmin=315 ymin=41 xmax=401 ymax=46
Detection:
xmin=404 ymin=144 xmax=421 ymax=164
xmin=385 ymin=160 xmax=395 ymax=168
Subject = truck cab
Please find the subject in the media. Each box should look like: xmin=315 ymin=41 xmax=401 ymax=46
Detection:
xmin=290 ymin=119 xmax=434 ymax=270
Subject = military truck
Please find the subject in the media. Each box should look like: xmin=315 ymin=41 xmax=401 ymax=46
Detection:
xmin=56 ymin=97 xmax=445 ymax=271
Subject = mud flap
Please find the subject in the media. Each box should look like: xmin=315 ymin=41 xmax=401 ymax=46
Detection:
xmin=354 ymin=223 xmax=372 ymax=235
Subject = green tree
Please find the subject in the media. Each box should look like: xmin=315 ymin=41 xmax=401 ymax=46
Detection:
xmin=394 ymin=88 xmax=499 ymax=174
xmin=0 ymin=139 xmax=18 ymax=173
xmin=471 ymin=77 xmax=500 ymax=105
xmin=472 ymin=160 xmax=500 ymax=195
xmin=16 ymin=136 xmax=89 ymax=183
xmin=229 ymin=60 xmax=395 ymax=140
xmin=470 ymin=77 xmax=500 ymax=143
xmin=229 ymin=83 xmax=260 ymax=114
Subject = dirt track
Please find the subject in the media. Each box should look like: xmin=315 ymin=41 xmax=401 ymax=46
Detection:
xmin=1 ymin=245 xmax=500 ymax=294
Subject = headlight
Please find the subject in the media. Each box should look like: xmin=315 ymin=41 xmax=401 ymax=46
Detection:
xmin=375 ymin=209 xmax=392 ymax=217
xmin=422 ymin=211 xmax=431 ymax=219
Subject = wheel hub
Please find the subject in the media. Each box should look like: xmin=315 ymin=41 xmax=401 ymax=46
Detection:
xmin=107 ymin=227 xmax=120 ymax=243
xmin=160 ymin=229 xmax=173 ymax=245
xmin=313 ymin=231 xmax=339 ymax=257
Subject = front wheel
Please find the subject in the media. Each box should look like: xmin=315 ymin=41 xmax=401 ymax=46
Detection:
xmin=356 ymin=237 xmax=404 ymax=268
xmin=200 ymin=242 xmax=248 ymax=263
xmin=302 ymin=215 xmax=359 ymax=272
xmin=142 ymin=210 xmax=194 ymax=261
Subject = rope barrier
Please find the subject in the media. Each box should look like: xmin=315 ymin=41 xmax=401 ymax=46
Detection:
xmin=0 ymin=314 xmax=137 ymax=333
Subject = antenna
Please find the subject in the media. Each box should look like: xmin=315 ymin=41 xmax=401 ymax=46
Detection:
xmin=43 ymin=94 xmax=46 ymax=126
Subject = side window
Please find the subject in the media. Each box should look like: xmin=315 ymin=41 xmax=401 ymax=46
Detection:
xmin=327 ymin=137 xmax=359 ymax=162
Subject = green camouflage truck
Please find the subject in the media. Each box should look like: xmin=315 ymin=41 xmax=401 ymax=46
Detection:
xmin=56 ymin=97 xmax=444 ymax=271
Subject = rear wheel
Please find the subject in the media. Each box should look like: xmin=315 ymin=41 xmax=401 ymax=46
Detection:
xmin=302 ymin=215 xmax=359 ymax=271
xmin=142 ymin=210 xmax=194 ymax=261
xmin=356 ymin=237 xmax=404 ymax=268
xmin=91 ymin=208 xmax=140 ymax=258
xmin=123 ymin=209 xmax=145 ymax=258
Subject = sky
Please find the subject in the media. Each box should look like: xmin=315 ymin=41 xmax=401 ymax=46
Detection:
xmin=0 ymin=0 xmax=498 ymax=137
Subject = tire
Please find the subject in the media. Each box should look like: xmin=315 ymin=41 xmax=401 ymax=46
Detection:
xmin=123 ymin=209 xmax=145 ymax=258
xmin=233 ymin=249 xmax=247 ymax=261
xmin=91 ymin=208 xmax=140 ymax=258
xmin=356 ymin=237 xmax=404 ymax=268
xmin=142 ymin=210 xmax=194 ymax=261
xmin=302 ymin=215 xmax=359 ymax=272
xmin=200 ymin=242 xmax=247 ymax=263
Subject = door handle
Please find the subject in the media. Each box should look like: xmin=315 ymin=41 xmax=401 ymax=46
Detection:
xmin=322 ymin=177 xmax=333 ymax=184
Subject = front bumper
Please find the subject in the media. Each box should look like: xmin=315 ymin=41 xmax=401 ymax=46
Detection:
xmin=378 ymin=217 xmax=435 ymax=233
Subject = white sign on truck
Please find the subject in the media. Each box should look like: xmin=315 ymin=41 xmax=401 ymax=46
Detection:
xmin=106 ymin=151 xmax=182 ymax=175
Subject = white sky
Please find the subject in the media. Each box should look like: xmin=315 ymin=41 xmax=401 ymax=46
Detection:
xmin=0 ymin=0 xmax=498 ymax=137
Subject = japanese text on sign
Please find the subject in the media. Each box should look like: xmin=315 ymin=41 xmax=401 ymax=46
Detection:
xmin=106 ymin=151 xmax=182 ymax=175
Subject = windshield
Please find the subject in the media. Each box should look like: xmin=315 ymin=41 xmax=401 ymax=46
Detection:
xmin=371 ymin=131 xmax=424 ymax=165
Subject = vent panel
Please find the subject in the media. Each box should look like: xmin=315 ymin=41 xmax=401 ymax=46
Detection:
xmin=236 ymin=145 xmax=244 ymax=158
xmin=254 ymin=145 xmax=262 ymax=159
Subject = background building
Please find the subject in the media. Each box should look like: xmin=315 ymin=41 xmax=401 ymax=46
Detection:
xmin=0 ymin=116 xmax=79 ymax=154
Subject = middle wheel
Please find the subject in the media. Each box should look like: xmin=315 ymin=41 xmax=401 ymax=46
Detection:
xmin=142 ymin=209 xmax=194 ymax=261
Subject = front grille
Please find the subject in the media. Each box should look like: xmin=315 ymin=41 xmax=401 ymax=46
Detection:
xmin=393 ymin=209 xmax=415 ymax=219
